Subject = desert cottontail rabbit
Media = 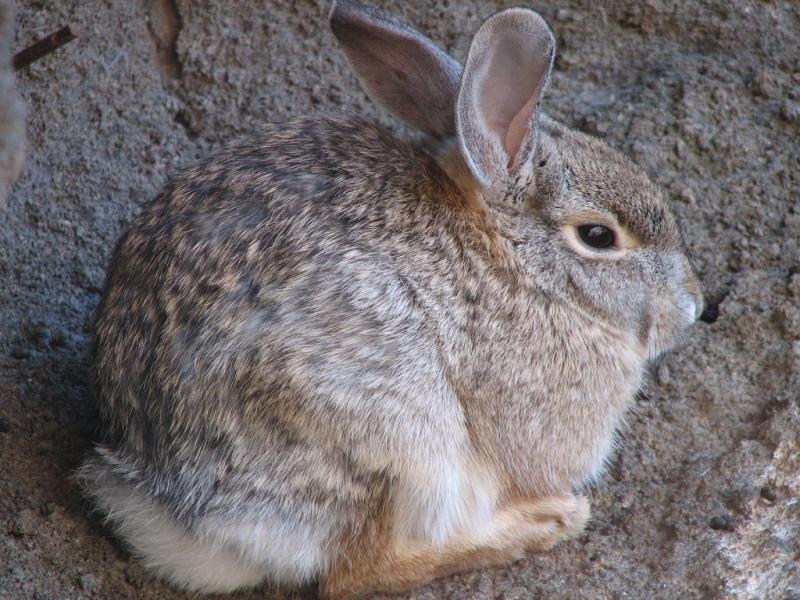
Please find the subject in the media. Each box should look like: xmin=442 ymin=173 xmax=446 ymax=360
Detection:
xmin=79 ymin=1 xmax=703 ymax=597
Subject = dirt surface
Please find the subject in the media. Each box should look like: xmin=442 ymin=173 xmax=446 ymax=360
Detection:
xmin=0 ymin=0 xmax=25 ymax=206
xmin=2 ymin=1 xmax=799 ymax=599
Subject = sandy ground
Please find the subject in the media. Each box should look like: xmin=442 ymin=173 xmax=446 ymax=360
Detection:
xmin=1 ymin=1 xmax=799 ymax=598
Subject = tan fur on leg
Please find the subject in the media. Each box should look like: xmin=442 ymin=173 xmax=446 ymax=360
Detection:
xmin=321 ymin=495 xmax=590 ymax=600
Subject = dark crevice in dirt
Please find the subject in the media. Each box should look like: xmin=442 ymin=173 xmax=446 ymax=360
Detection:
xmin=147 ymin=0 xmax=183 ymax=81
xmin=173 ymin=108 xmax=198 ymax=139
xmin=700 ymin=286 xmax=731 ymax=324
xmin=699 ymin=303 xmax=720 ymax=324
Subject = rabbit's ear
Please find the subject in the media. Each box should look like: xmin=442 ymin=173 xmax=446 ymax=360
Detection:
xmin=456 ymin=9 xmax=555 ymax=191
xmin=330 ymin=0 xmax=462 ymax=138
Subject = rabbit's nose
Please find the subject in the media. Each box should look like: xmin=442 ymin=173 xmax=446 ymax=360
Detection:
xmin=692 ymin=293 xmax=705 ymax=322
xmin=677 ymin=256 xmax=704 ymax=322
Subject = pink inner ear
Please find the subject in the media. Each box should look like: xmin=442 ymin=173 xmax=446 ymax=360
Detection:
xmin=476 ymin=34 xmax=548 ymax=172
xmin=505 ymin=92 xmax=540 ymax=170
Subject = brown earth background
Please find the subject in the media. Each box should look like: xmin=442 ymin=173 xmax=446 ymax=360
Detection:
xmin=1 ymin=1 xmax=799 ymax=599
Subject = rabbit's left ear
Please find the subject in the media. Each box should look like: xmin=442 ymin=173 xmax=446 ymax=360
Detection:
xmin=330 ymin=0 xmax=462 ymax=139
xmin=456 ymin=9 xmax=555 ymax=192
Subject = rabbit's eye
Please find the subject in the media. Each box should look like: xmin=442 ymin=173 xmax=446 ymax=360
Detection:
xmin=577 ymin=224 xmax=615 ymax=249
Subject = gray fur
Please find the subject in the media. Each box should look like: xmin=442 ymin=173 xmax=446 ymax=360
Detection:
xmin=80 ymin=3 xmax=702 ymax=597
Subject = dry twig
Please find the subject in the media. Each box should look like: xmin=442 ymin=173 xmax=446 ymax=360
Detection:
xmin=13 ymin=25 xmax=78 ymax=72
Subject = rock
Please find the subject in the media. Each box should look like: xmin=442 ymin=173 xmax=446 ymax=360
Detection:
xmin=78 ymin=573 xmax=101 ymax=592
xmin=0 ymin=0 xmax=25 ymax=206
xmin=788 ymin=273 xmax=800 ymax=299
xmin=781 ymin=100 xmax=800 ymax=123
xmin=9 ymin=509 xmax=37 ymax=536
xmin=10 ymin=344 xmax=30 ymax=360
xmin=709 ymin=514 xmax=737 ymax=532
xmin=760 ymin=486 xmax=778 ymax=502
xmin=123 ymin=566 xmax=145 ymax=590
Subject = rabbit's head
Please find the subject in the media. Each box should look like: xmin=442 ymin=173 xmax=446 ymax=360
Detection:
xmin=331 ymin=0 xmax=703 ymax=359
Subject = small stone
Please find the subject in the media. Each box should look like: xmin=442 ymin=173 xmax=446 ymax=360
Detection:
xmin=781 ymin=100 xmax=800 ymax=123
xmin=760 ymin=535 xmax=793 ymax=554
xmin=630 ymin=140 xmax=649 ymax=159
xmin=674 ymin=139 xmax=689 ymax=159
xmin=785 ymin=212 xmax=800 ymax=231
xmin=727 ymin=249 xmax=749 ymax=272
xmin=21 ymin=318 xmax=50 ymax=350
xmin=751 ymin=71 xmax=776 ymax=99
xmin=556 ymin=8 xmax=577 ymax=21
xmin=10 ymin=345 xmax=30 ymax=360
xmin=789 ymin=273 xmax=800 ymax=298
xmin=709 ymin=514 xmax=736 ymax=532
xmin=48 ymin=328 xmax=67 ymax=348
xmin=778 ymin=304 xmax=800 ymax=337
xmin=712 ymin=87 xmax=727 ymax=103
xmin=79 ymin=573 xmax=101 ymax=592
xmin=677 ymin=187 xmax=697 ymax=205
xmin=9 ymin=509 xmax=37 ymax=536
xmin=124 ymin=565 xmax=145 ymax=589
xmin=73 ymin=265 xmax=104 ymax=294
xmin=766 ymin=243 xmax=781 ymax=260
xmin=760 ymin=486 xmax=778 ymax=502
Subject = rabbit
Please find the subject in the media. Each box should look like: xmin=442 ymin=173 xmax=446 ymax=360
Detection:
xmin=78 ymin=1 xmax=704 ymax=598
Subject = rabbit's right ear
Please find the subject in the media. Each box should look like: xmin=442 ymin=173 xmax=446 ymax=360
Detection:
xmin=456 ymin=9 xmax=556 ymax=194
xmin=330 ymin=0 xmax=462 ymax=138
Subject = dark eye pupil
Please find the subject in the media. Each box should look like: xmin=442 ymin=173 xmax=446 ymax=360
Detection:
xmin=578 ymin=224 xmax=615 ymax=249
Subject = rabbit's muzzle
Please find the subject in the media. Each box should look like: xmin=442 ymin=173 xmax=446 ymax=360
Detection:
xmin=644 ymin=254 xmax=704 ymax=360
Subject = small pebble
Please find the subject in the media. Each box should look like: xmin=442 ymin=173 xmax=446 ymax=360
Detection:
xmin=751 ymin=72 xmax=776 ymax=98
xmin=781 ymin=100 xmax=800 ymax=123
xmin=48 ymin=329 xmax=67 ymax=348
xmin=760 ymin=535 xmax=793 ymax=554
xmin=124 ymin=565 xmax=145 ymax=590
xmin=709 ymin=514 xmax=736 ymax=532
xmin=678 ymin=187 xmax=697 ymax=206
xmin=10 ymin=345 xmax=30 ymax=360
xmin=9 ymin=509 xmax=37 ymax=536
xmin=788 ymin=273 xmax=800 ymax=298
xmin=79 ymin=573 xmax=101 ymax=592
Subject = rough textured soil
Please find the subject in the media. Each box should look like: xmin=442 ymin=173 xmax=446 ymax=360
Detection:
xmin=2 ymin=1 xmax=799 ymax=599
xmin=0 ymin=0 xmax=24 ymax=206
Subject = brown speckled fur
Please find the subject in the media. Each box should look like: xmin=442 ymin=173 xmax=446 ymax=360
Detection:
xmin=79 ymin=2 xmax=702 ymax=598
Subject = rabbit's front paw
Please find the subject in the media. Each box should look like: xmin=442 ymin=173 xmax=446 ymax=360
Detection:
xmin=493 ymin=494 xmax=590 ymax=553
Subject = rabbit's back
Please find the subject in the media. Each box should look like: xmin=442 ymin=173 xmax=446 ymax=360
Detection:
xmin=90 ymin=115 xmax=482 ymax=546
